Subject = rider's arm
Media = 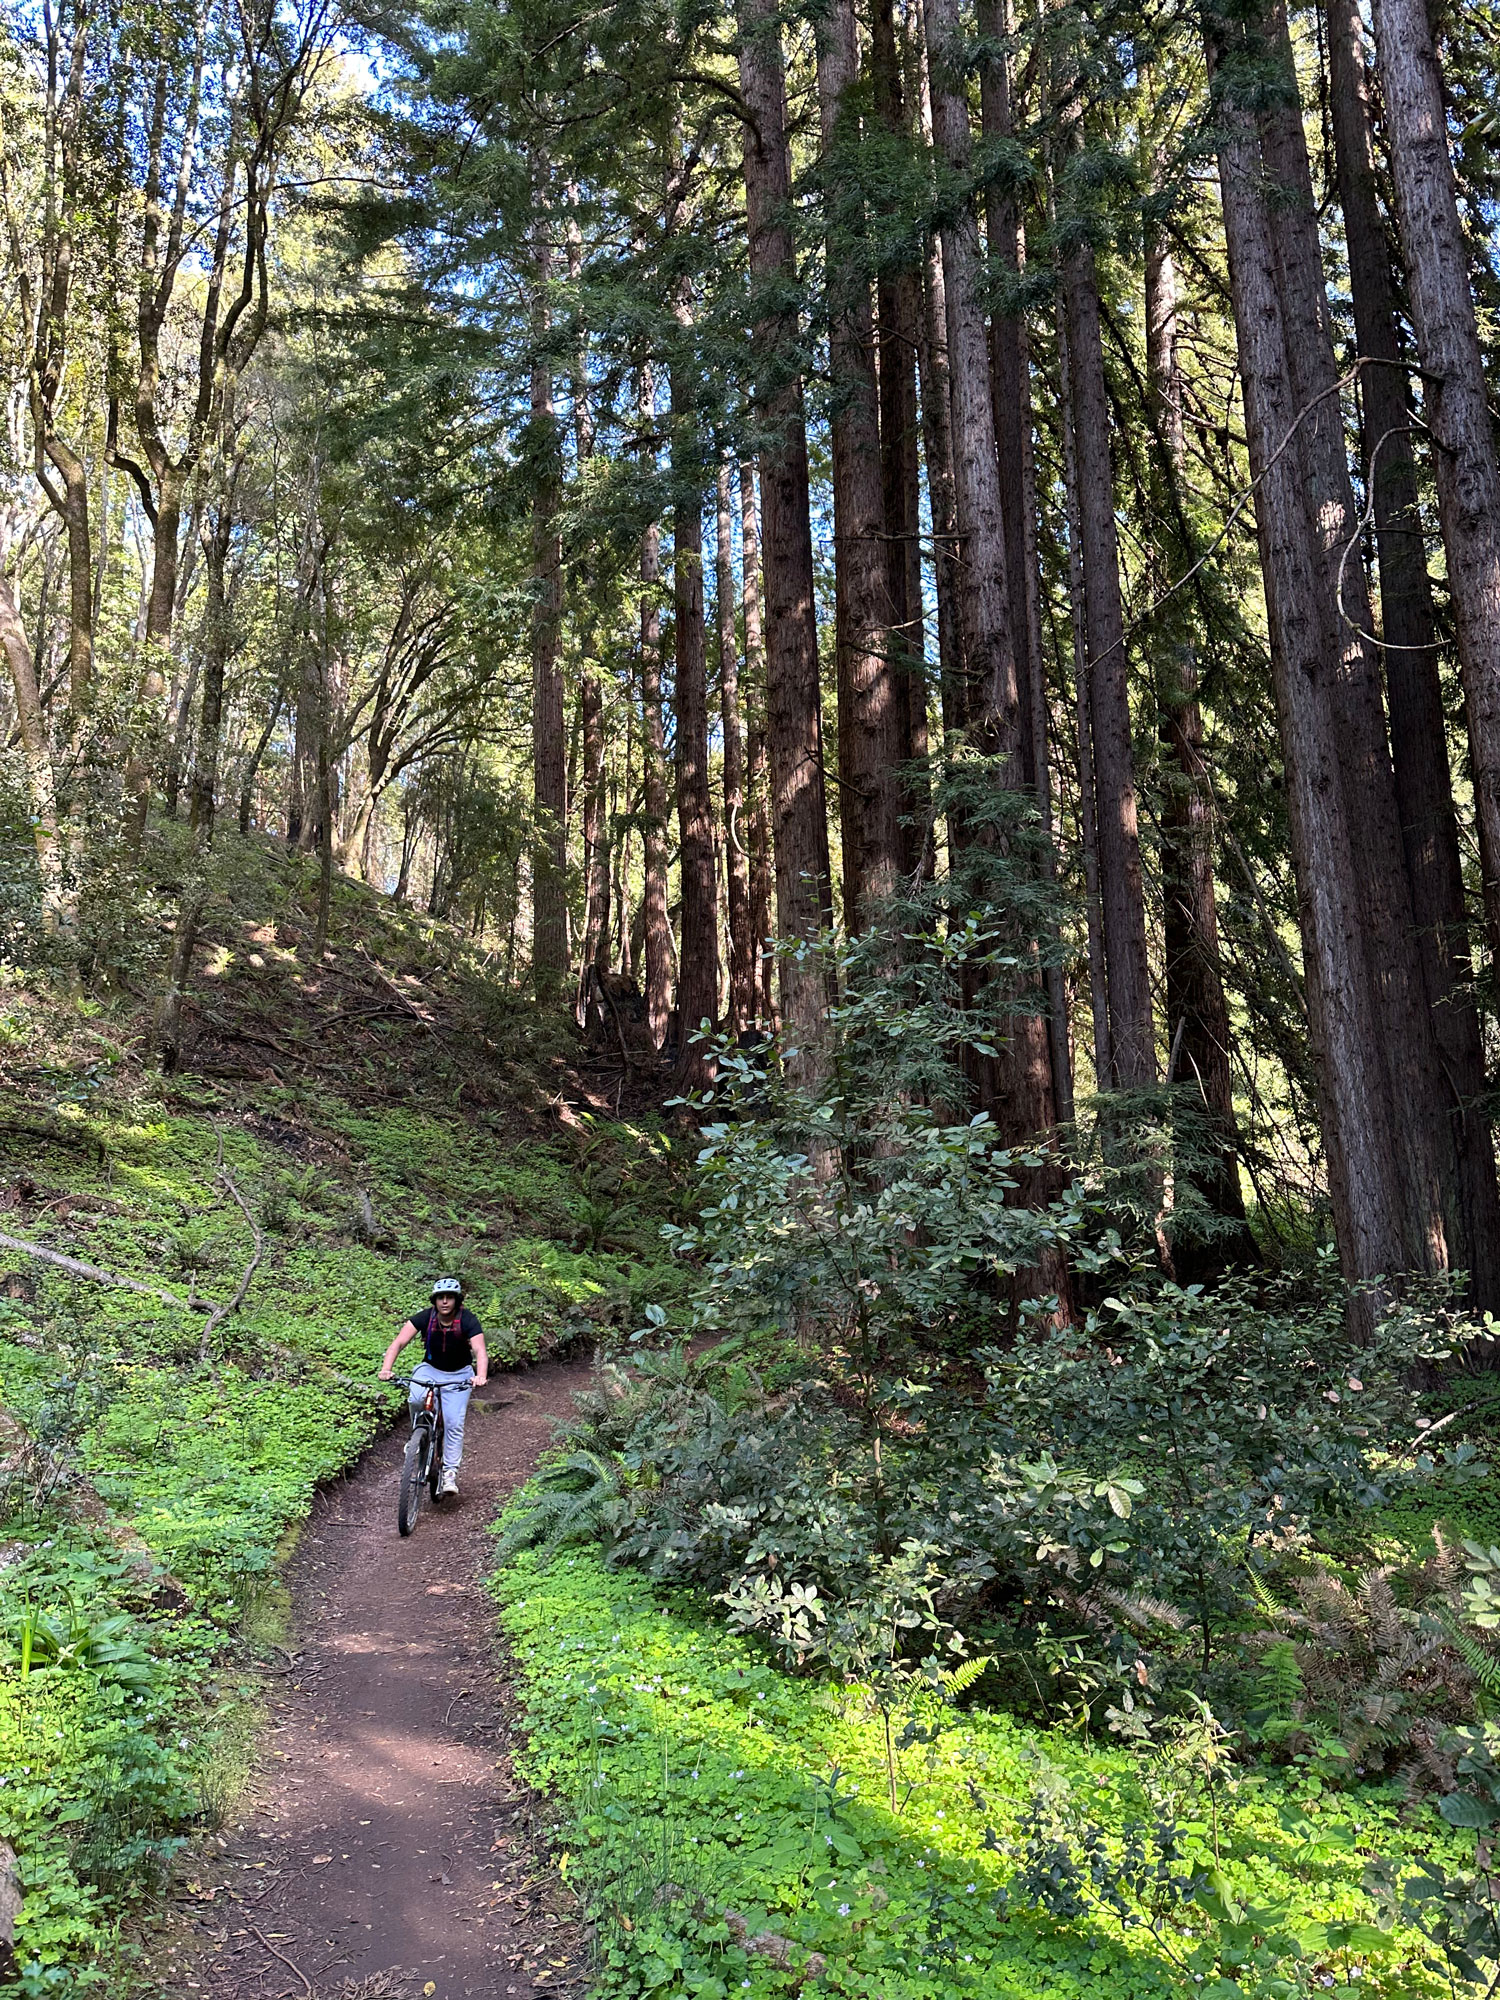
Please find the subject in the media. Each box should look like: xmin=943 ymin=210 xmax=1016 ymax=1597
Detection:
xmin=470 ymin=1330 xmax=488 ymax=1389
xmin=379 ymin=1320 xmax=420 ymax=1380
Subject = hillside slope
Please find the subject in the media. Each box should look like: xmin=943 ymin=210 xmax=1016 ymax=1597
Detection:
xmin=0 ymin=833 xmax=681 ymax=1996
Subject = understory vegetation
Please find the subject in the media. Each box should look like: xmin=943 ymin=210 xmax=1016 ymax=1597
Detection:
xmin=0 ymin=838 xmax=683 ymax=1995
xmin=492 ymin=927 xmax=1500 ymax=1999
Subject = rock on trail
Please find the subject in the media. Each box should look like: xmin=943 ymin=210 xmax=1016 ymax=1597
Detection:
xmin=162 ymin=1356 xmax=593 ymax=2000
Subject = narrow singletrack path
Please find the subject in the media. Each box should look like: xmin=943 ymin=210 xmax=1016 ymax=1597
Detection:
xmin=171 ymin=1355 xmax=592 ymax=2000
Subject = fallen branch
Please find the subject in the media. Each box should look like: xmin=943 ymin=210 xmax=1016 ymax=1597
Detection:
xmin=248 ymin=1923 xmax=313 ymax=1998
xmin=0 ymin=1229 xmax=191 ymax=1309
xmin=200 ymin=1129 xmax=265 ymax=1361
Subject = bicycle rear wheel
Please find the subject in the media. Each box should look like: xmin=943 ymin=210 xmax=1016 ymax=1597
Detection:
xmin=398 ymin=1427 xmax=429 ymax=1537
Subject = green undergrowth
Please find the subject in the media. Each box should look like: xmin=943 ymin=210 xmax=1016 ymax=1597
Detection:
xmin=0 ymin=1055 xmax=676 ymax=1991
xmin=493 ymin=1545 xmax=1465 ymax=2000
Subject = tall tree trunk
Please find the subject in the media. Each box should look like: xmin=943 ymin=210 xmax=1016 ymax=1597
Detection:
xmin=530 ymin=216 xmax=569 ymax=1001
xmin=579 ymin=671 xmax=609 ymax=976
xmin=1146 ymin=232 xmax=1249 ymax=1253
xmin=740 ymin=463 xmax=776 ymax=1027
xmin=1208 ymin=19 xmax=1405 ymax=1331
xmin=1370 ymin=0 xmax=1500 ymax=965
xmin=672 ymin=359 xmax=719 ymax=1083
xmin=570 ymin=190 xmax=610 ymax=1017
xmin=1058 ymin=230 xmax=1156 ymax=1091
xmin=0 ymin=527 xmax=70 ymax=932
xmin=641 ymin=367 xmax=675 ymax=1049
xmin=718 ymin=466 xmax=754 ymax=1033
xmin=738 ymin=0 xmax=834 ymax=1067
xmin=924 ymin=0 xmax=1062 ymax=1261
xmin=238 ymin=687 xmax=283 ymax=837
xmin=1326 ymin=0 xmax=1500 ymax=1306
xmin=1057 ymin=300 xmax=1114 ymax=1095
xmin=49 ymin=444 xmax=94 ymax=743
xmin=817 ymin=0 xmax=902 ymax=929
xmin=914 ymin=39 xmax=965 ymax=759
xmin=189 ymin=462 xmax=240 ymax=843
xmin=1258 ymin=2 xmax=1450 ymax=1280
xmin=872 ymin=0 xmax=928 ymax=881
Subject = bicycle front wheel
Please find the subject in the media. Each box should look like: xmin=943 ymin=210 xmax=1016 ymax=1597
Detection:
xmin=398 ymin=1430 xmax=427 ymax=1537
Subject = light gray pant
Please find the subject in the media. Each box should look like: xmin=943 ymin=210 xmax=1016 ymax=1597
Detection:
xmin=409 ymin=1362 xmax=474 ymax=1470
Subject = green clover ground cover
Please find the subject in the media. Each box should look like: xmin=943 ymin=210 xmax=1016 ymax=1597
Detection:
xmin=493 ymin=1546 xmax=1461 ymax=2000
xmin=0 ymin=1096 xmax=678 ymax=1995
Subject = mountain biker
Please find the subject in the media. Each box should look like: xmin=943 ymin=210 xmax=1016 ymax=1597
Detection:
xmin=379 ymin=1278 xmax=488 ymax=1498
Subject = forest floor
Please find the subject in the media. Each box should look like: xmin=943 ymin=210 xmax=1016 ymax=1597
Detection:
xmin=143 ymin=1357 xmax=594 ymax=2000
xmin=0 ymin=827 xmax=688 ymax=1997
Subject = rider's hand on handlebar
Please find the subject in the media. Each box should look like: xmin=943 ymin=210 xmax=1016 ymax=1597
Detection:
xmin=378 ymin=1363 xmax=394 ymax=1380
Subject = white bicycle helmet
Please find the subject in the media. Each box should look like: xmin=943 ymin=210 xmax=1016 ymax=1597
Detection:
xmin=431 ymin=1276 xmax=464 ymax=1298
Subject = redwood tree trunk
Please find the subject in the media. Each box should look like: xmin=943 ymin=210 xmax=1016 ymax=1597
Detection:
xmin=740 ymin=463 xmax=776 ymax=1027
xmin=1146 ymin=233 xmax=1248 ymax=1250
xmin=872 ymin=0 xmax=928 ymax=880
xmin=1370 ymin=0 xmax=1500 ymax=966
xmin=718 ymin=466 xmax=754 ymax=1033
xmin=641 ymin=368 xmax=675 ymax=1049
xmin=1208 ymin=17 xmax=1405 ymax=1329
xmin=530 ymin=221 xmax=568 ymax=1000
xmin=738 ymin=0 xmax=834 ymax=1066
xmin=1258 ymin=1 xmax=1450 ymax=1279
xmin=1059 ymin=232 xmax=1156 ymax=1091
xmin=817 ymin=0 xmax=902 ymax=928
xmin=672 ymin=361 xmax=719 ymax=1082
xmin=1326 ymin=0 xmax=1500 ymax=1306
xmin=923 ymin=0 xmax=1060 ymax=1197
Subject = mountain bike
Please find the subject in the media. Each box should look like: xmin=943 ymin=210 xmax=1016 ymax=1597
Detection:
xmin=390 ymin=1374 xmax=466 ymax=1537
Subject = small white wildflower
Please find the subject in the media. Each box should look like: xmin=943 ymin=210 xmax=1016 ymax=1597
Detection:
xmin=838 ymin=1903 xmax=851 ymax=1916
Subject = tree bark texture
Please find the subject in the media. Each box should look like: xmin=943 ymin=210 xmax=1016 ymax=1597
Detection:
xmin=1059 ymin=234 xmax=1156 ymax=1092
xmin=672 ymin=365 xmax=719 ymax=1082
xmin=718 ymin=466 xmax=754 ymax=1033
xmin=530 ymin=222 xmax=569 ymax=1000
xmin=1325 ymin=0 xmax=1500 ymax=1306
xmin=1370 ymin=0 xmax=1500 ymax=966
xmin=1208 ymin=23 xmax=1405 ymax=1325
xmin=1258 ymin=1 xmax=1450 ymax=1279
xmin=740 ymin=463 xmax=777 ymax=1027
xmin=738 ymin=0 xmax=834 ymax=1067
xmin=641 ymin=369 xmax=675 ymax=1050
xmin=817 ymin=0 xmax=903 ymax=928
xmin=1145 ymin=233 xmax=1248 ymax=1248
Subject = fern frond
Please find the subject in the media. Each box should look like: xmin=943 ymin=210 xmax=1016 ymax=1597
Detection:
xmin=1441 ymin=1618 xmax=1500 ymax=1701
xmin=940 ymin=1655 xmax=994 ymax=1698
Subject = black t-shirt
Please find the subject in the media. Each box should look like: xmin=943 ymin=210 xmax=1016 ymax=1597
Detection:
xmin=407 ymin=1305 xmax=482 ymax=1372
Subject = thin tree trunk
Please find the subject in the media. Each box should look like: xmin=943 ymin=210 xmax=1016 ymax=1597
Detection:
xmin=1326 ymin=0 xmax=1500 ymax=1306
xmin=530 ymin=212 xmax=568 ymax=1000
xmin=738 ymin=0 xmax=834 ymax=1068
xmin=1058 ymin=229 xmax=1155 ymax=1091
xmin=817 ymin=0 xmax=902 ymax=928
xmin=189 ymin=470 xmax=239 ymax=843
xmin=718 ymin=466 xmax=754 ymax=1033
xmin=579 ymin=671 xmax=609 ymax=975
xmin=1146 ymin=230 xmax=1248 ymax=1251
xmin=1370 ymin=0 xmax=1500 ymax=965
xmin=0 ymin=531 xmax=70 ymax=932
xmin=1208 ymin=17 xmax=1405 ymax=1331
xmin=740 ymin=463 xmax=776 ymax=1027
xmin=239 ymin=688 xmax=283 ymax=837
xmin=672 ymin=354 xmax=719 ymax=1083
xmin=1259 ymin=0 xmax=1450 ymax=1279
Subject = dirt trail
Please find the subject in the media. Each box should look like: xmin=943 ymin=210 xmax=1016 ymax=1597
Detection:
xmin=167 ymin=1356 xmax=592 ymax=2000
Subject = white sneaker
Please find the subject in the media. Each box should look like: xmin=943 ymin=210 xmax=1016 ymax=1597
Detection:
xmin=438 ymin=1468 xmax=458 ymax=1498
